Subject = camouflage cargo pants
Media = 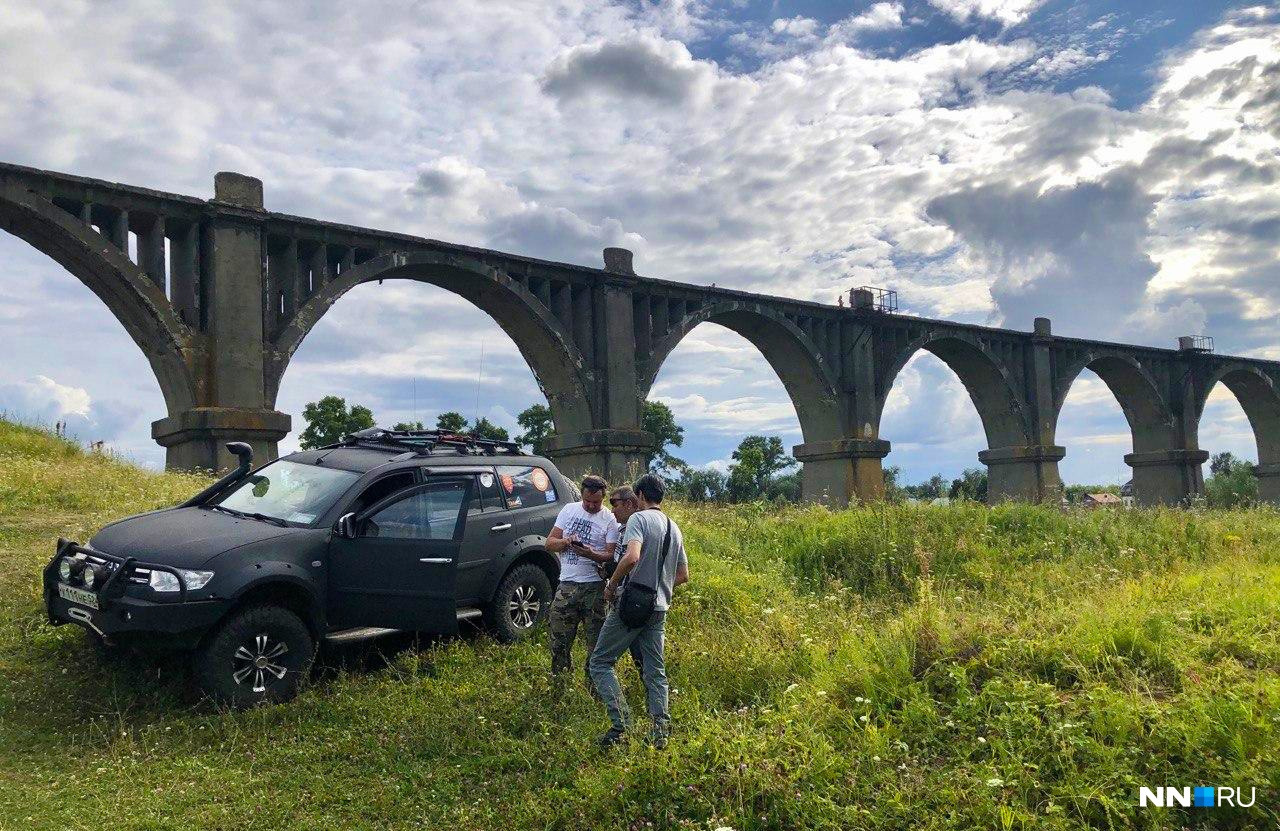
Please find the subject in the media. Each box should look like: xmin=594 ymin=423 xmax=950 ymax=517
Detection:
xmin=548 ymin=580 xmax=607 ymax=679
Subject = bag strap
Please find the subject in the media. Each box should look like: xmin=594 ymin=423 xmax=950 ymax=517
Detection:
xmin=649 ymin=514 xmax=672 ymax=590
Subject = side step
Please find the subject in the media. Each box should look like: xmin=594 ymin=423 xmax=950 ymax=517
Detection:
xmin=324 ymin=608 xmax=484 ymax=644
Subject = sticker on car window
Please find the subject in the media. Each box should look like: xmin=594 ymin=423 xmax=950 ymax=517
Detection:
xmin=531 ymin=468 xmax=551 ymax=492
xmin=545 ymin=490 xmax=556 ymax=502
xmin=287 ymin=512 xmax=316 ymax=523
xmin=479 ymin=472 xmax=495 ymax=489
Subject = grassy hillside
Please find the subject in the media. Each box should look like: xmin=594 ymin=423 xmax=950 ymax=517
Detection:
xmin=0 ymin=418 xmax=1277 ymax=830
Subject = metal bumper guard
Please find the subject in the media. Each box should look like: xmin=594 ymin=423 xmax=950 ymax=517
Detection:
xmin=43 ymin=538 xmax=225 ymax=643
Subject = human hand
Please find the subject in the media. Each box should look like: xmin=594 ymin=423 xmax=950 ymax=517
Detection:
xmin=604 ymin=582 xmax=618 ymax=603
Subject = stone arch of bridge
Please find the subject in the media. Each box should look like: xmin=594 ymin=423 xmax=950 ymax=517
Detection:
xmin=1052 ymin=354 xmax=1177 ymax=453
xmin=267 ymin=250 xmax=595 ymax=437
xmin=639 ymin=301 xmax=844 ymax=444
xmin=0 ymin=183 xmax=198 ymax=414
xmin=878 ymin=333 xmax=1033 ymax=451
xmin=1194 ymin=363 xmax=1280 ymax=484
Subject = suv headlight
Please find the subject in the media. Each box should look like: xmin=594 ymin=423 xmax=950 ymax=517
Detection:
xmin=58 ymin=557 xmax=73 ymax=581
xmin=149 ymin=569 xmax=215 ymax=592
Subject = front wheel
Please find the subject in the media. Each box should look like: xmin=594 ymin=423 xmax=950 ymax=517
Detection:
xmin=485 ymin=563 xmax=552 ymax=643
xmin=193 ymin=605 xmax=315 ymax=707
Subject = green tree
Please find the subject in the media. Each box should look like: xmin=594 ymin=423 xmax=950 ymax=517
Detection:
xmin=883 ymin=465 xmax=905 ymax=502
xmin=949 ymin=468 xmax=988 ymax=502
xmin=1205 ymin=451 xmax=1257 ymax=507
xmin=643 ymin=400 xmax=686 ymax=472
xmin=766 ymin=470 xmax=802 ymax=503
xmin=671 ymin=466 xmax=728 ymax=502
xmin=727 ymin=435 xmax=794 ymax=502
xmin=435 ymin=411 xmax=469 ymax=433
xmin=299 ymin=396 xmax=376 ymax=450
xmin=470 ymin=417 xmax=509 ymax=442
xmin=392 ymin=421 xmax=425 ymax=431
xmin=515 ymin=404 xmax=554 ymax=454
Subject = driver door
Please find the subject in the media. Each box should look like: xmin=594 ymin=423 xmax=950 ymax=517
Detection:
xmin=328 ymin=476 xmax=473 ymax=633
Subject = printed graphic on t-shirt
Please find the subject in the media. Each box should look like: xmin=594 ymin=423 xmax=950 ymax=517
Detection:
xmin=563 ymin=515 xmax=606 ymax=566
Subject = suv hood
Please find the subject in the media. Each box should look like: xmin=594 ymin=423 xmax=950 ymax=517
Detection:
xmin=89 ymin=507 xmax=295 ymax=569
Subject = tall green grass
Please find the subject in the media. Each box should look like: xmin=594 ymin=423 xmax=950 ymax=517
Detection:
xmin=0 ymin=419 xmax=1276 ymax=829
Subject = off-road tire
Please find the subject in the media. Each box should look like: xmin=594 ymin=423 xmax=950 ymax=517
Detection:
xmin=485 ymin=563 xmax=553 ymax=643
xmin=193 ymin=605 xmax=315 ymax=708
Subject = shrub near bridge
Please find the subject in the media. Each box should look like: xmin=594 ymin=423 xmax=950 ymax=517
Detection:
xmin=0 ymin=418 xmax=1276 ymax=829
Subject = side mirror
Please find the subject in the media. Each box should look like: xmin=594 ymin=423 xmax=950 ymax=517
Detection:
xmin=336 ymin=512 xmax=357 ymax=539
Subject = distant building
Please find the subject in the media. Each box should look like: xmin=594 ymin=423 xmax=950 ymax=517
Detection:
xmin=1120 ymin=480 xmax=1135 ymax=508
xmin=1082 ymin=492 xmax=1124 ymax=508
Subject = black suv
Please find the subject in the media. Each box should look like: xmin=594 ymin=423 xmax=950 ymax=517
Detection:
xmin=43 ymin=428 xmax=570 ymax=706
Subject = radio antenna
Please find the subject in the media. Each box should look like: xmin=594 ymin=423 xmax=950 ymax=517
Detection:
xmin=473 ymin=338 xmax=486 ymax=428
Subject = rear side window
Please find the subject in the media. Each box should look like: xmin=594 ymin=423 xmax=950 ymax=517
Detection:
xmin=469 ymin=470 xmax=506 ymax=514
xmin=497 ymin=465 xmax=557 ymax=509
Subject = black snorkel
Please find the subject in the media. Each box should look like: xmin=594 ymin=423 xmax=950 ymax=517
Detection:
xmin=180 ymin=442 xmax=255 ymax=507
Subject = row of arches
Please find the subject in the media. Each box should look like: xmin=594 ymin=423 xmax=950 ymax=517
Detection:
xmin=2 ymin=187 xmax=1277 ymax=502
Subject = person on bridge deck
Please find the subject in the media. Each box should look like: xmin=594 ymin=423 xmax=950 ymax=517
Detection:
xmin=545 ymin=475 xmax=618 ymax=693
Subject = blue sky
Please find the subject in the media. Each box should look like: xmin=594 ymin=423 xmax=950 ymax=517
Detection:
xmin=0 ymin=1 xmax=1277 ymax=488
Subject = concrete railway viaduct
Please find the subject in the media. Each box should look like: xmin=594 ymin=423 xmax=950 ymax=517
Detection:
xmin=3 ymin=162 xmax=1279 ymax=506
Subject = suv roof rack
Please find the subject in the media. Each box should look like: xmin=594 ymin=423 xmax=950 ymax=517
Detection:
xmin=333 ymin=427 xmax=524 ymax=457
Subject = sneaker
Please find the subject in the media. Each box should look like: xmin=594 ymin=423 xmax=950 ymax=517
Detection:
xmin=596 ymin=727 xmax=626 ymax=749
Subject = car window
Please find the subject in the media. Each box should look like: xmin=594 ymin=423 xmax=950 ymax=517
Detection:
xmin=469 ymin=470 xmax=506 ymax=514
xmin=215 ymin=460 xmax=360 ymax=524
xmin=496 ymin=465 xmax=557 ymax=509
xmin=363 ymin=480 xmax=468 ymax=540
xmin=351 ymin=471 xmax=417 ymax=515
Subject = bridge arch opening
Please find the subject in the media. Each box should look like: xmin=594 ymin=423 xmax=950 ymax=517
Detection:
xmin=878 ymin=335 xmax=1034 ymax=503
xmin=1052 ymin=355 xmax=1182 ymax=505
xmin=1196 ymin=366 xmax=1280 ymax=504
xmin=1054 ymin=368 xmax=1142 ymax=492
xmin=0 ymin=186 xmax=196 ymax=418
xmin=273 ymin=278 xmax=553 ymax=456
xmin=269 ymin=252 xmax=594 ymax=444
xmin=644 ymin=321 xmax=806 ymax=499
xmin=878 ymin=350 xmax=995 ymax=501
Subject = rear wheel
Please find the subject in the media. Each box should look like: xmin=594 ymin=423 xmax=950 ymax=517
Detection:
xmin=193 ymin=605 xmax=315 ymax=707
xmin=485 ymin=563 xmax=552 ymax=643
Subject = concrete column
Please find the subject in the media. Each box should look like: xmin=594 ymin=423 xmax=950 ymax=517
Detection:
xmin=1124 ymin=449 xmax=1209 ymax=506
xmin=542 ymin=249 xmax=655 ymax=489
xmin=151 ymin=172 xmax=289 ymax=472
xmin=135 ymin=213 xmax=166 ymax=289
xmin=793 ymin=438 xmax=891 ymax=506
xmin=980 ymin=445 xmax=1066 ymax=503
xmin=543 ymin=429 xmax=655 ymax=490
xmin=1255 ymin=463 xmax=1280 ymax=505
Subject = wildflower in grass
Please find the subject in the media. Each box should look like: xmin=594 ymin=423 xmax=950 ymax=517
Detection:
xmin=977 ymin=736 xmax=986 ymax=743
xmin=784 ymin=683 xmax=800 ymax=695
xmin=986 ymin=777 xmax=1004 ymax=787
xmin=872 ymin=755 xmax=880 ymax=762
xmin=859 ymin=715 xmax=869 ymax=723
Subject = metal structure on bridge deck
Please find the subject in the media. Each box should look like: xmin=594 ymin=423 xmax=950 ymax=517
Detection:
xmin=3 ymin=162 xmax=1278 ymax=506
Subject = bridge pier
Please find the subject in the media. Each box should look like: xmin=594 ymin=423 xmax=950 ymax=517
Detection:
xmin=1256 ymin=463 xmax=1280 ymax=504
xmin=152 ymin=407 xmax=290 ymax=471
xmin=979 ymin=445 xmax=1066 ymax=503
xmin=1124 ymin=449 xmax=1209 ymax=505
xmin=543 ymin=429 xmax=655 ymax=490
xmin=793 ymin=438 xmax=891 ymax=506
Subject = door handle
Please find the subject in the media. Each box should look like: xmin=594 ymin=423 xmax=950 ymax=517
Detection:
xmin=419 ymin=557 xmax=453 ymax=564
xmin=489 ymin=523 xmax=513 ymax=533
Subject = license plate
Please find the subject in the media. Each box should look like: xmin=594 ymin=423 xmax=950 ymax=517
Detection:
xmin=58 ymin=583 xmax=99 ymax=610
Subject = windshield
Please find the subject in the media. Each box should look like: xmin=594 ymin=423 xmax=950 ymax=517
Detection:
xmin=213 ymin=460 xmax=360 ymax=524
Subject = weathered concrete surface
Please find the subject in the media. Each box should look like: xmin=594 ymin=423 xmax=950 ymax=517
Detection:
xmin=4 ymin=160 xmax=1280 ymax=502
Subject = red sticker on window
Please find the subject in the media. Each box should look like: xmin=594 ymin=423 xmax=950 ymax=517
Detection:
xmin=531 ymin=468 xmax=551 ymax=491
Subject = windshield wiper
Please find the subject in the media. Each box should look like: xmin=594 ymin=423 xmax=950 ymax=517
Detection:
xmin=209 ymin=505 xmax=287 ymax=527
xmin=244 ymin=512 xmax=289 ymax=528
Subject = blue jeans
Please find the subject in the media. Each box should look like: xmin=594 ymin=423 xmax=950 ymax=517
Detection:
xmin=588 ymin=608 xmax=668 ymax=733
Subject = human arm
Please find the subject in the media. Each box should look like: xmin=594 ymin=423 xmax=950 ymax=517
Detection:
xmin=545 ymin=526 xmax=571 ymax=554
xmin=603 ymin=538 xmax=642 ymax=602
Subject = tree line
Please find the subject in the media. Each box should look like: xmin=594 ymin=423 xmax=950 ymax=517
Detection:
xmin=299 ymin=396 xmax=1263 ymax=508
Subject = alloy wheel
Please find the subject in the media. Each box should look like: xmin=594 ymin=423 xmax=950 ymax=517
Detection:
xmin=232 ymin=633 xmax=290 ymax=693
xmin=507 ymin=584 xmax=540 ymax=629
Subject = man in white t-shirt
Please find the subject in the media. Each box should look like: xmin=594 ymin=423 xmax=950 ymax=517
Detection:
xmin=545 ymin=474 xmax=619 ymax=690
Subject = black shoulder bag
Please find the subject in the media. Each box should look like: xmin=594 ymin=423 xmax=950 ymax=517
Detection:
xmin=617 ymin=514 xmax=672 ymax=629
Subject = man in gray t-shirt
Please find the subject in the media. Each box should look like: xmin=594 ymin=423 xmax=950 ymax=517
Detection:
xmin=588 ymin=474 xmax=689 ymax=749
